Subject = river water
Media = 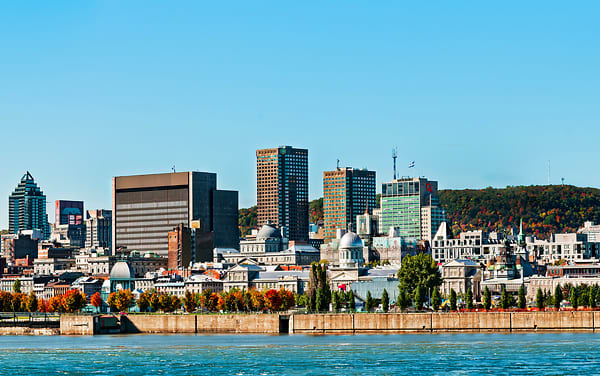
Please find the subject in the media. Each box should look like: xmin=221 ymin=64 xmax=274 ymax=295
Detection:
xmin=0 ymin=333 xmax=598 ymax=375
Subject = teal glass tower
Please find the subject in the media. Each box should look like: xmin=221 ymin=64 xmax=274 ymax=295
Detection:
xmin=8 ymin=171 xmax=51 ymax=239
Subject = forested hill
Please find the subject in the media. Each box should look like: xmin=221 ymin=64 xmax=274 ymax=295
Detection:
xmin=238 ymin=185 xmax=600 ymax=238
xmin=440 ymin=185 xmax=600 ymax=237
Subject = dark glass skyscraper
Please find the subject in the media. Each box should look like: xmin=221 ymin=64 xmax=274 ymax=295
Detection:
xmin=257 ymin=146 xmax=309 ymax=242
xmin=8 ymin=171 xmax=51 ymax=239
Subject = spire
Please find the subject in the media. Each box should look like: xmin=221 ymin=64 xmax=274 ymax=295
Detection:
xmin=364 ymin=200 xmax=369 ymax=215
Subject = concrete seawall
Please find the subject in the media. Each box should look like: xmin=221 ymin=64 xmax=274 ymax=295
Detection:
xmin=58 ymin=311 xmax=600 ymax=335
xmin=292 ymin=311 xmax=600 ymax=334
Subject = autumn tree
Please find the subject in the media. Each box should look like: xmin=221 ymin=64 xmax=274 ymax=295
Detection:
xmin=26 ymin=292 xmax=38 ymax=313
xmin=264 ymin=289 xmax=282 ymax=312
xmin=13 ymin=279 xmax=21 ymax=294
xmin=107 ymin=292 xmax=119 ymax=312
xmin=91 ymin=292 xmax=103 ymax=312
xmin=47 ymin=296 xmax=63 ymax=313
xmin=183 ymin=290 xmax=197 ymax=313
xmin=37 ymin=298 xmax=48 ymax=313
xmin=278 ymin=289 xmax=295 ymax=311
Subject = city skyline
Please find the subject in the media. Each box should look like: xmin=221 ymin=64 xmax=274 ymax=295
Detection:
xmin=2 ymin=2 xmax=600 ymax=230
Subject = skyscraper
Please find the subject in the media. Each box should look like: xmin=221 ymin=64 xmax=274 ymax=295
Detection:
xmin=380 ymin=177 xmax=446 ymax=242
xmin=256 ymin=146 xmax=309 ymax=241
xmin=112 ymin=171 xmax=238 ymax=257
xmin=323 ymin=167 xmax=376 ymax=242
xmin=8 ymin=172 xmax=51 ymax=239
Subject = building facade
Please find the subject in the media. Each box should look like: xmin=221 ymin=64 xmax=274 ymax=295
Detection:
xmin=8 ymin=172 xmax=51 ymax=239
xmin=323 ymin=167 xmax=376 ymax=242
xmin=256 ymin=146 xmax=309 ymax=242
xmin=85 ymin=209 xmax=112 ymax=249
xmin=380 ymin=177 xmax=445 ymax=242
xmin=55 ymin=200 xmax=84 ymax=225
xmin=112 ymin=171 xmax=239 ymax=257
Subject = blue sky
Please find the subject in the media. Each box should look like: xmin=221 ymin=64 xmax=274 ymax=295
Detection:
xmin=1 ymin=2 xmax=599 ymax=229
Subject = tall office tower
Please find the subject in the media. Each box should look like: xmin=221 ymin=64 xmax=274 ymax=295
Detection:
xmin=380 ymin=177 xmax=446 ymax=242
xmin=55 ymin=200 xmax=84 ymax=225
xmin=85 ymin=209 xmax=112 ymax=249
xmin=112 ymin=171 xmax=239 ymax=257
xmin=257 ymin=146 xmax=309 ymax=242
xmin=323 ymin=167 xmax=376 ymax=242
xmin=8 ymin=172 xmax=51 ymax=239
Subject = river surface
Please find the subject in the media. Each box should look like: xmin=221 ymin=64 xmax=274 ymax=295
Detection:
xmin=0 ymin=333 xmax=599 ymax=375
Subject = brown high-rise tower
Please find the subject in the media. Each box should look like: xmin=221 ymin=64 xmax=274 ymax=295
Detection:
xmin=256 ymin=146 xmax=308 ymax=242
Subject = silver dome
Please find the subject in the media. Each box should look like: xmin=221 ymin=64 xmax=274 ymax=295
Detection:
xmin=110 ymin=261 xmax=135 ymax=279
xmin=256 ymin=223 xmax=282 ymax=239
xmin=339 ymin=232 xmax=363 ymax=249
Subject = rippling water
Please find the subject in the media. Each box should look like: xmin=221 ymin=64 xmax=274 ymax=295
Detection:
xmin=0 ymin=333 xmax=599 ymax=375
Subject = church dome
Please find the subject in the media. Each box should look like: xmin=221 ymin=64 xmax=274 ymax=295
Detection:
xmin=257 ymin=223 xmax=282 ymax=239
xmin=110 ymin=261 xmax=135 ymax=279
xmin=339 ymin=232 xmax=363 ymax=249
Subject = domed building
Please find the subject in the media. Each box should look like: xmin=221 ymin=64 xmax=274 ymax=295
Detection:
xmin=217 ymin=221 xmax=320 ymax=266
xmin=109 ymin=261 xmax=135 ymax=292
xmin=338 ymin=231 xmax=365 ymax=268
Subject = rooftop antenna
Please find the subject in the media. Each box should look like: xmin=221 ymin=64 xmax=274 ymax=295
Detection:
xmin=172 ymin=165 xmax=176 ymax=173
xmin=561 ymin=177 xmax=565 ymax=186
xmin=392 ymin=148 xmax=398 ymax=180
xmin=336 ymin=159 xmax=340 ymax=170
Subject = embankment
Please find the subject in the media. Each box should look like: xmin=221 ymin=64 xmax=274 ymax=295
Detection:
xmin=57 ymin=311 xmax=600 ymax=335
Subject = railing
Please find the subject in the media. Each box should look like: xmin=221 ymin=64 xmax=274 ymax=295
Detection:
xmin=0 ymin=312 xmax=60 ymax=328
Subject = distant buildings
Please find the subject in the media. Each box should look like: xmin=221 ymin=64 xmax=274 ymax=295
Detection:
xmin=112 ymin=171 xmax=239 ymax=257
xmin=8 ymin=172 xmax=51 ymax=239
xmin=323 ymin=167 xmax=376 ymax=242
xmin=380 ymin=177 xmax=445 ymax=243
xmin=256 ymin=146 xmax=309 ymax=242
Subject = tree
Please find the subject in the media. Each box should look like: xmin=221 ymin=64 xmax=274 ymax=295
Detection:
xmin=397 ymin=253 xmax=442 ymax=302
xmin=91 ymin=292 xmax=103 ymax=312
xmin=264 ymin=289 xmax=282 ymax=312
xmin=570 ymin=287 xmax=578 ymax=310
xmin=591 ymin=285 xmax=598 ymax=309
xmin=169 ymin=295 xmax=181 ymax=312
xmin=136 ymin=291 xmax=151 ymax=312
xmin=348 ymin=290 xmax=356 ymax=311
xmin=381 ymin=289 xmax=389 ymax=313
xmin=11 ymin=293 xmax=25 ymax=312
xmin=315 ymin=288 xmax=328 ymax=312
xmin=500 ymin=286 xmax=510 ymax=310
xmin=116 ymin=290 xmax=134 ymax=312
xmin=332 ymin=291 xmax=340 ymax=312
xmin=149 ymin=291 xmax=160 ymax=312
xmin=554 ymin=284 xmax=563 ymax=309
xmin=483 ymin=287 xmax=491 ymax=310
xmin=279 ymin=289 xmax=295 ymax=311
xmin=466 ymin=288 xmax=474 ymax=310
xmin=26 ymin=292 xmax=38 ymax=313
xmin=397 ymin=288 xmax=410 ymax=311
xmin=47 ymin=296 xmax=63 ymax=313
xmin=249 ymin=289 xmax=264 ymax=312
xmin=365 ymin=291 xmax=374 ymax=312
xmin=431 ymin=287 xmax=441 ymax=311
xmin=183 ymin=290 xmax=197 ymax=313
xmin=13 ymin=279 xmax=21 ymax=294
xmin=37 ymin=298 xmax=48 ymax=313
xmin=0 ymin=291 xmax=12 ymax=311
xmin=107 ymin=292 xmax=119 ymax=312
xmin=414 ymin=287 xmax=424 ymax=311
xmin=518 ymin=285 xmax=526 ymax=309
xmin=449 ymin=289 xmax=457 ymax=311
xmin=536 ymin=288 xmax=545 ymax=311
